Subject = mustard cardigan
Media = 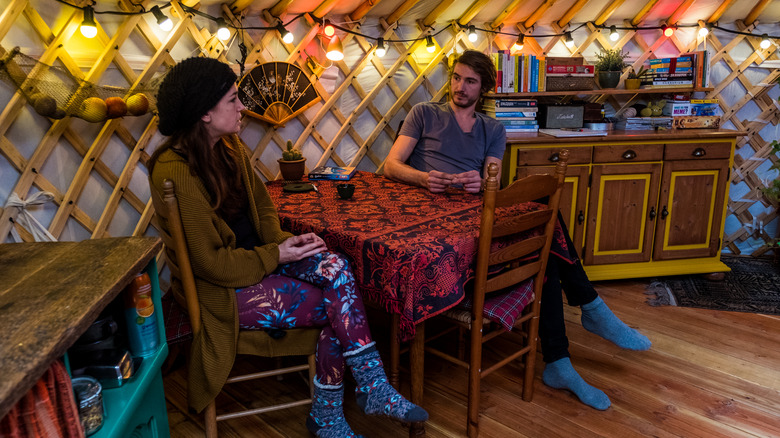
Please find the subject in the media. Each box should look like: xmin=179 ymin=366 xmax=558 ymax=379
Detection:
xmin=149 ymin=134 xmax=293 ymax=412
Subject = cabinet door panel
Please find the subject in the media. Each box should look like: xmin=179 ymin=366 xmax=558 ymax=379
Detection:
xmin=585 ymin=163 xmax=662 ymax=265
xmin=653 ymin=159 xmax=729 ymax=260
xmin=515 ymin=165 xmax=589 ymax=257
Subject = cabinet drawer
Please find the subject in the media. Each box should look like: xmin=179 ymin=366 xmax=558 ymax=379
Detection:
xmin=664 ymin=142 xmax=732 ymax=160
xmin=515 ymin=147 xmax=592 ymax=166
xmin=592 ymin=143 xmax=664 ymax=163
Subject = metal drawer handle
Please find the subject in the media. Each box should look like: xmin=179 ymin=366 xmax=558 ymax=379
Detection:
xmin=649 ymin=206 xmax=656 ymax=220
xmin=622 ymin=150 xmax=637 ymax=160
xmin=692 ymin=148 xmax=706 ymax=157
xmin=549 ymin=152 xmax=560 ymax=162
xmin=661 ymin=206 xmax=669 ymax=219
xmin=578 ymin=210 xmax=584 ymax=224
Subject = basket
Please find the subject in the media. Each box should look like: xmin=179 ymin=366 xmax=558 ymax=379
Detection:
xmin=546 ymin=76 xmax=595 ymax=91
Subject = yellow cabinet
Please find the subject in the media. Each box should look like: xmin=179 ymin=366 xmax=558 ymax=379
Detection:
xmin=504 ymin=130 xmax=741 ymax=281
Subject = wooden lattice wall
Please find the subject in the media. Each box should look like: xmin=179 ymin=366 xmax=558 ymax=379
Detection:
xmin=1 ymin=0 xmax=779 ymax=257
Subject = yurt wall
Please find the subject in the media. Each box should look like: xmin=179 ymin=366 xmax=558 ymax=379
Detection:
xmin=1 ymin=0 xmax=779 ymax=258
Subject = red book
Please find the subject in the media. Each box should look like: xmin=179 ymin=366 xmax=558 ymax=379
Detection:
xmin=546 ymin=64 xmax=594 ymax=74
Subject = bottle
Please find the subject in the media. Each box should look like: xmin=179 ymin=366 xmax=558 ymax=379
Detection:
xmin=123 ymin=272 xmax=159 ymax=357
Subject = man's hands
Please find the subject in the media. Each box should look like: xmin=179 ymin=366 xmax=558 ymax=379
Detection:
xmin=278 ymin=233 xmax=327 ymax=264
xmin=424 ymin=169 xmax=482 ymax=193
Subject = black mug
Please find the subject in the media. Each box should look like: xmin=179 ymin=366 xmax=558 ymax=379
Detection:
xmin=76 ymin=316 xmax=119 ymax=345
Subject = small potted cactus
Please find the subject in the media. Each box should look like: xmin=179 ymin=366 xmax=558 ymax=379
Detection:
xmin=278 ymin=140 xmax=306 ymax=180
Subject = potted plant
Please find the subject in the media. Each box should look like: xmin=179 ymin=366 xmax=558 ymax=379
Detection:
xmin=625 ymin=66 xmax=649 ymax=90
xmin=278 ymin=140 xmax=306 ymax=180
xmin=595 ymin=48 xmax=628 ymax=88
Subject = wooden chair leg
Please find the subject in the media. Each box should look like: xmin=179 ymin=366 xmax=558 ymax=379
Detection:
xmin=204 ymin=401 xmax=218 ymax=438
xmin=308 ymin=354 xmax=316 ymax=398
xmin=523 ymin=316 xmax=540 ymax=401
xmin=409 ymin=322 xmax=426 ymax=437
xmin=467 ymin=323 xmax=484 ymax=438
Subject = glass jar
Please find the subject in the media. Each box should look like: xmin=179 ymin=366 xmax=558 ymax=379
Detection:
xmin=71 ymin=376 xmax=104 ymax=436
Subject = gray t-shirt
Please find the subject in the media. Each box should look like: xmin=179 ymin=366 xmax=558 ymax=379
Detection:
xmin=399 ymin=102 xmax=506 ymax=175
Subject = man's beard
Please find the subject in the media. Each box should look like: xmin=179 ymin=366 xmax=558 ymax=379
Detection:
xmin=451 ymin=93 xmax=478 ymax=109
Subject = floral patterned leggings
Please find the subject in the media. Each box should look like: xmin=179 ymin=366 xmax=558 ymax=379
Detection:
xmin=236 ymin=251 xmax=373 ymax=387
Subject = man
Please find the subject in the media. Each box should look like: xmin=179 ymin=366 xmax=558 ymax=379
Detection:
xmin=384 ymin=49 xmax=651 ymax=411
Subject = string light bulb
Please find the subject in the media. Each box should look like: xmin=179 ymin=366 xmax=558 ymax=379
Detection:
xmin=151 ymin=6 xmax=173 ymax=32
xmin=662 ymin=25 xmax=675 ymax=37
xmin=326 ymin=35 xmax=344 ymax=61
xmin=216 ymin=18 xmax=230 ymax=41
xmin=426 ymin=35 xmax=436 ymax=53
xmin=760 ymin=34 xmax=771 ymax=49
xmin=609 ymin=25 xmax=619 ymax=41
xmin=80 ymin=6 xmax=97 ymax=39
xmin=468 ymin=25 xmax=478 ymax=42
xmin=512 ymin=34 xmax=525 ymax=51
xmin=375 ymin=37 xmax=386 ymax=57
xmin=563 ymin=31 xmax=574 ymax=47
xmin=698 ymin=23 xmax=712 ymax=38
xmin=323 ymin=19 xmax=335 ymax=37
xmin=276 ymin=23 xmax=294 ymax=44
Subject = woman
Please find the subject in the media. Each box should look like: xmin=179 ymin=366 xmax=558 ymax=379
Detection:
xmin=149 ymin=57 xmax=427 ymax=437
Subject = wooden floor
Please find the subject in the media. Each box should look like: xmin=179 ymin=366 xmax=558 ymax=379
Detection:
xmin=163 ymin=278 xmax=780 ymax=437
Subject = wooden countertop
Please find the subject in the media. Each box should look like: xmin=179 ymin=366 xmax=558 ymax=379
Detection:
xmin=0 ymin=236 xmax=162 ymax=420
xmin=506 ymin=128 xmax=747 ymax=144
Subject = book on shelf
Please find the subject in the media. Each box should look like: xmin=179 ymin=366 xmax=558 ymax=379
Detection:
xmin=505 ymin=126 xmax=539 ymax=132
xmin=649 ymin=56 xmax=692 ymax=65
xmin=494 ymin=109 xmax=537 ymax=116
xmin=538 ymin=57 xmax=546 ymax=92
xmin=499 ymin=119 xmax=538 ymax=125
xmin=651 ymin=67 xmax=692 ymax=74
xmin=308 ymin=166 xmax=357 ymax=180
xmin=494 ymin=99 xmax=537 ymax=107
xmin=546 ymin=64 xmax=595 ymax=74
xmin=681 ymin=50 xmax=709 ymax=88
xmin=545 ymin=72 xmax=595 ymax=77
xmin=494 ymin=115 xmax=536 ymax=120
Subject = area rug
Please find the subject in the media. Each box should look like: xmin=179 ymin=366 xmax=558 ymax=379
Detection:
xmin=645 ymin=255 xmax=780 ymax=315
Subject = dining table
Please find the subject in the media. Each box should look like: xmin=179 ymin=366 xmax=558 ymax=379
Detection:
xmin=266 ymin=171 xmax=572 ymax=436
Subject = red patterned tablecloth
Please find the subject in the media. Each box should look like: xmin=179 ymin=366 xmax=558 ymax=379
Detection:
xmin=267 ymin=171 xmax=571 ymax=341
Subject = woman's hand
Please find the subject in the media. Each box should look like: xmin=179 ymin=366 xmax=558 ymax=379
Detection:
xmin=278 ymin=233 xmax=328 ymax=264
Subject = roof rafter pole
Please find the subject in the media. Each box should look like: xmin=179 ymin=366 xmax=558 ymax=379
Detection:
xmin=458 ymin=0 xmax=492 ymax=26
xmin=270 ymin=0 xmax=295 ymax=18
xmin=422 ymin=0 xmax=456 ymax=28
xmin=631 ymin=0 xmax=660 ymax=25
xmin=595 ymin=0 xmax=627 ymax=26
xmin=668 ymin=0 xmax=696 ymax=25
xmin=707 ymin=0 xmax=736 ymax=23
xmin=524 ymin=0 xmax=556 ymax=29
xmin=312 ymin=0 xmax=340 ymax=19
xmin=744 ymin=0 xmax=771 ymax=26
xmin=557 ymin=0 xmax=588 ymax=29
xmin=350 ymin=0 xmax=381 ymax=21
xmin=491 ymin=0 xmax=523 ymax=29
xmin=387 ymin=0 xmax=421 ymax=25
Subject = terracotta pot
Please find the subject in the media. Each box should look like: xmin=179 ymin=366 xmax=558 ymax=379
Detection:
xmin=598 ymin=71 xmax=621 ymax=89
xmin=278 ymin=158 xmax=306 ymax=181
xmin=625 ymin=78 xmax=641 ymax=90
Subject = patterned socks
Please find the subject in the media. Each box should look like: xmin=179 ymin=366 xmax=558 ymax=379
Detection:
xmin=306 ymin=380 xmax=363 ymax=438
xmin=344 ymin=343 xmax=429 ymax=423
xmin=543 ymin=357 xmax=611 ymax=410
xmin=581 ymin=297 xmax=652 ymax=351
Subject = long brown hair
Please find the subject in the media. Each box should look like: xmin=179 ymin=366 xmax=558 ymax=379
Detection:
xmin=149 ymin=122 xmax=245 ymax=219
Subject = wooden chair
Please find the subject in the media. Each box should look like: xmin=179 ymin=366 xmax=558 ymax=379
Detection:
xmin=424 ymin=151 xmax=569 ymax=437
xmin=152 ymin=179 xmax=320 ymax=438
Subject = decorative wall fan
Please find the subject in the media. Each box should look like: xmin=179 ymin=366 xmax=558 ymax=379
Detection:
xmin=238 ymin=61 xmax=320 ymax=127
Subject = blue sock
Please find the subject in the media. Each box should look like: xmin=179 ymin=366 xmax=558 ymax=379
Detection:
xmin=344 ymin=343 xmax=428 ymax=423
xmin=581 ymin=296 xmax=651 ymax=350
xmin=543 ymin=357 xmax=611 ymax=410
xmin=306 ymin=380 xmax=363 ymax=438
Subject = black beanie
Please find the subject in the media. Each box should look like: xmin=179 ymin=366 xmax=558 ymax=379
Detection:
xmin=156 ymin=57 xmax=238 ymax=136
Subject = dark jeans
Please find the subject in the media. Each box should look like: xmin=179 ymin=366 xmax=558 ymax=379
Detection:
xmin=539 ymin=216 xmax=599 ymax=363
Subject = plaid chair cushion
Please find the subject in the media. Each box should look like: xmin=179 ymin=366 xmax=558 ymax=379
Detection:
xmin=456 ymin=278 xmax=535 ymax=331
xmin=162 ymin=292 xmax=193 ymax=345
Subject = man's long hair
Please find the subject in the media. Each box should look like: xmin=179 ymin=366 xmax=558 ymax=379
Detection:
xmin=449 ymin=50 xmax=497 ymax=95
xmin=149 ymin=125 xmax=245 ymax=220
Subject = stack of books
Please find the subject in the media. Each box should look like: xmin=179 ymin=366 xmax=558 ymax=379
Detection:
xmin=642 ymin=51 xmax=709 ymax=88
xmin=615 ymin=116 xmax=673 ymax=130
xmin=492 ymin=51 xmax=546 ymax=93
xmin=485 ymin=98 xmax=539 ymax=133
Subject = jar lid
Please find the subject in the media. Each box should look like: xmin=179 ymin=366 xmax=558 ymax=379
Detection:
xmin=71 ymin=376 xmax=102 ymax=407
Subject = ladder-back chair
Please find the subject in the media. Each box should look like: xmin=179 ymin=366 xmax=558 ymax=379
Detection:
xmin=425 ymin=151 xmax=569 ymax=437
xmin=152 ymin=179 xmax=320 ymax=437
